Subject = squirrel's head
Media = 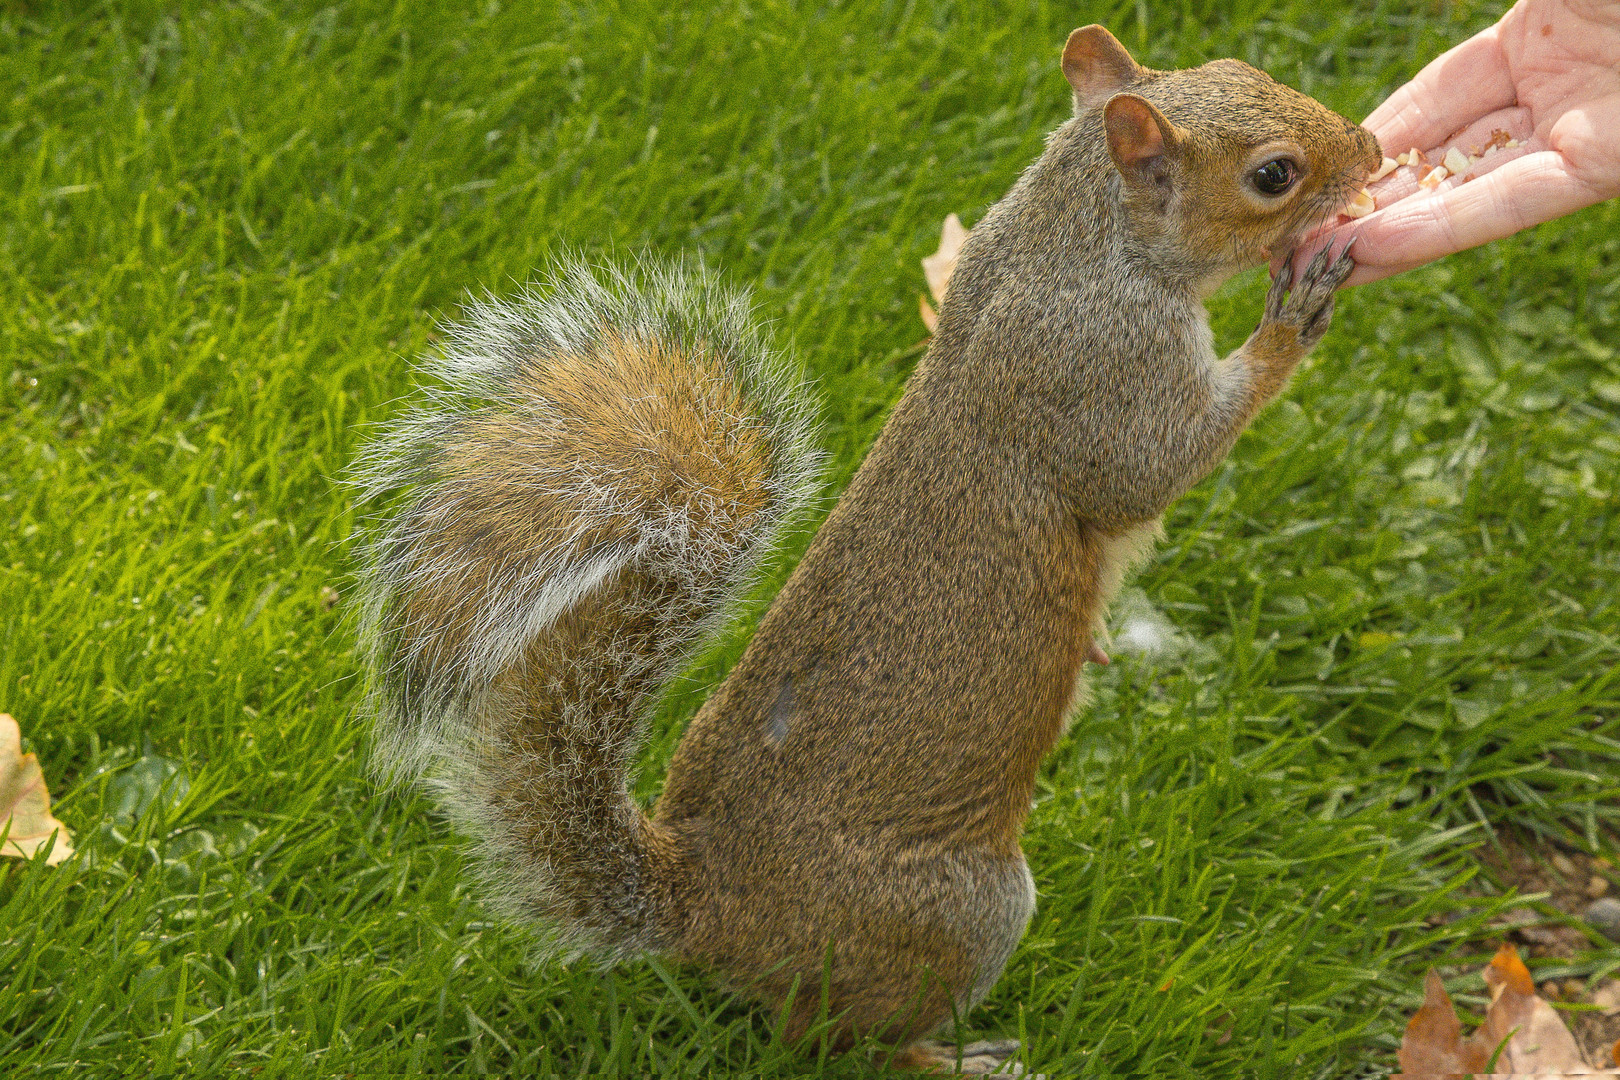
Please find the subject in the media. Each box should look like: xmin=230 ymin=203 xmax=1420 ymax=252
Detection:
xmin=1061 ymin=26 xmax=1381 ymax=289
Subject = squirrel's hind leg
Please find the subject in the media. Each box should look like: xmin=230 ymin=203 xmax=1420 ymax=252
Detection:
xmin=749 ymin=850 xmax=1034 ymax=1069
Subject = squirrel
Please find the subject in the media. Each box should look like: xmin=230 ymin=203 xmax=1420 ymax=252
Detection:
xmin=351 ymin=25 xmax=1380 ymax=1074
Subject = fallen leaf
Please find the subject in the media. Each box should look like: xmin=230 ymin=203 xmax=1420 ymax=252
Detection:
xmin=919 ymin=293 xmax=939 ymax=334
xmin=1484 ymin=941 xmax=1537 ymax=996
xmin=1398 ymin=969 xmax=1485 ymax=1075
xmin=1474 ymin=943 xmax=1581 ymax=1073
xmin=1397 ymin=944 xmax=1620 ymax=1076
xmin=0 ymin=714 xmax=75 ymax=865
xmin=919 ymin=213 xmax=969 ymax=332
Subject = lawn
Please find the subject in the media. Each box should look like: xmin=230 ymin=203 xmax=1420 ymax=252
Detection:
xmin=3 ymin=0 xmax=1618 ymax=1075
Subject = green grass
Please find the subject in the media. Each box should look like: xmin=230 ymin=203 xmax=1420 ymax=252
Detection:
xmin=3 ymin=0 xmax=1618 ymax=1074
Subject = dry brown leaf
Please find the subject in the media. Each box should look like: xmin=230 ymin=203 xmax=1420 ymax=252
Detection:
xmin=1475 ymin=943 xmax=1596 ymax=1074
xmin=919 ymin=213 xmax=969 ymax=333
xmin=1397 ymin=944 xmax=1620 ymax=1077
xmin=919 ymin=293 xmax=939 ymax=334
xmin=0 ymin=713 xmax=75 ymax=865
xmin=1485 ymin=940 xmax=1538 ymax=997
xmin=1399 ymin=969 xmax=1487 ymax=1075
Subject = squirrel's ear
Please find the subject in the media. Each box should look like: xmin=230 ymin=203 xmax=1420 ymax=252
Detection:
xmin=1062 ymin=25 xmax=1142 ymax=112
xmin=1103 ymin=92 xmax=1184 ymax=184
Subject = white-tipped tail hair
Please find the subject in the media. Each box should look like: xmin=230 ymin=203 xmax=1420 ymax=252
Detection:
xmin=349 ymin=257 xmax=822 ymax=956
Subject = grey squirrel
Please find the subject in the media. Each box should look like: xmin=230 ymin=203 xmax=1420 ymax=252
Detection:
xmin=352 ymin=25 xmax=1380 ymax=1073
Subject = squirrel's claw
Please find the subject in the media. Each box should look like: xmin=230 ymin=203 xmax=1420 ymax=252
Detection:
xmin=1325 ymin=236 xmax=1358 ymax=290
xmin=1304 ymin=241 xmax=1335 ymax=282
xmin=1266 ymin=256 xmax=1295 ymax=319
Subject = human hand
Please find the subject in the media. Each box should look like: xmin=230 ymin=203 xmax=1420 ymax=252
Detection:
xmin=1293 ymin=0 xmax=1620 ymax=286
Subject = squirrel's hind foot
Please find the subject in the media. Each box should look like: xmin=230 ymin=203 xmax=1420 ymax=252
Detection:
xmin=889 ymin=1037 xmax=1024 ymax=1074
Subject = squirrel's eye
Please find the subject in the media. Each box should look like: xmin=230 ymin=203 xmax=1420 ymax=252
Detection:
xmin=1252 ymin=158 xmax=1297 ymax=196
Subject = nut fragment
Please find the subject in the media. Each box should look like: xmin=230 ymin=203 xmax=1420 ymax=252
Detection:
xmin=1370 ymin=156 xmax=1398 ymax=181
xmin=1342 ymin=187 xmax=1376 ymax=218
xmin=1443 ymin=146 xmax=1471 ymax=175
xmin=1418 ymin=166 xmax=1449 ymax=189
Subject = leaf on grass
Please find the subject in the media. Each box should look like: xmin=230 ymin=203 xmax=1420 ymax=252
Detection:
xmin=1397 ymin=944 xmax=1620 ymax=1076
xmin=0 ymin=713 xmax=75 ymax=865
xmin=918 ymin=293 xmax=940 ymax=334
xmin=1399 ymin=969 xmax=1485 ymax=1074
xmin=1475 ymin=942 xmax=1592 ymax=1074
xmin=919 ymin=213 xmax=969 ymax=333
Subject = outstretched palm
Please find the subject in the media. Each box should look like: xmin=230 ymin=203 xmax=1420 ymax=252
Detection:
xmin=1324 ymin=0 xmax=1620 ymax=285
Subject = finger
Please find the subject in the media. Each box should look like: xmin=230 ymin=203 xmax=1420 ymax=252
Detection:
xmin=1361 ymin=25 xmax=1515 ymax=154
xmin=1428 ymin=107 xmax=1532 ymax=170
xmin=1341 ymin=258 xmax=1426 ymax=288
xmin=1290 ymin=229 xmax=1396 ymax=289
xmin=1308 ymin=108 xmax=1537 ymax=284
xmin=1368 ymin=107 xmax=1531 ymax=205
xmin=1344 ymin=150 xmax=1606 ymax=272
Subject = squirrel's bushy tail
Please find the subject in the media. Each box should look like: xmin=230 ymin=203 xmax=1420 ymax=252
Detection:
xmin=351 ymin=259 xmax=821 ymax=957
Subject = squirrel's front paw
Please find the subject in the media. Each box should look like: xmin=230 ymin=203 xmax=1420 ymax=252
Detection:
xmin=1264 ymin=240 xmax=1356 ymax=353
